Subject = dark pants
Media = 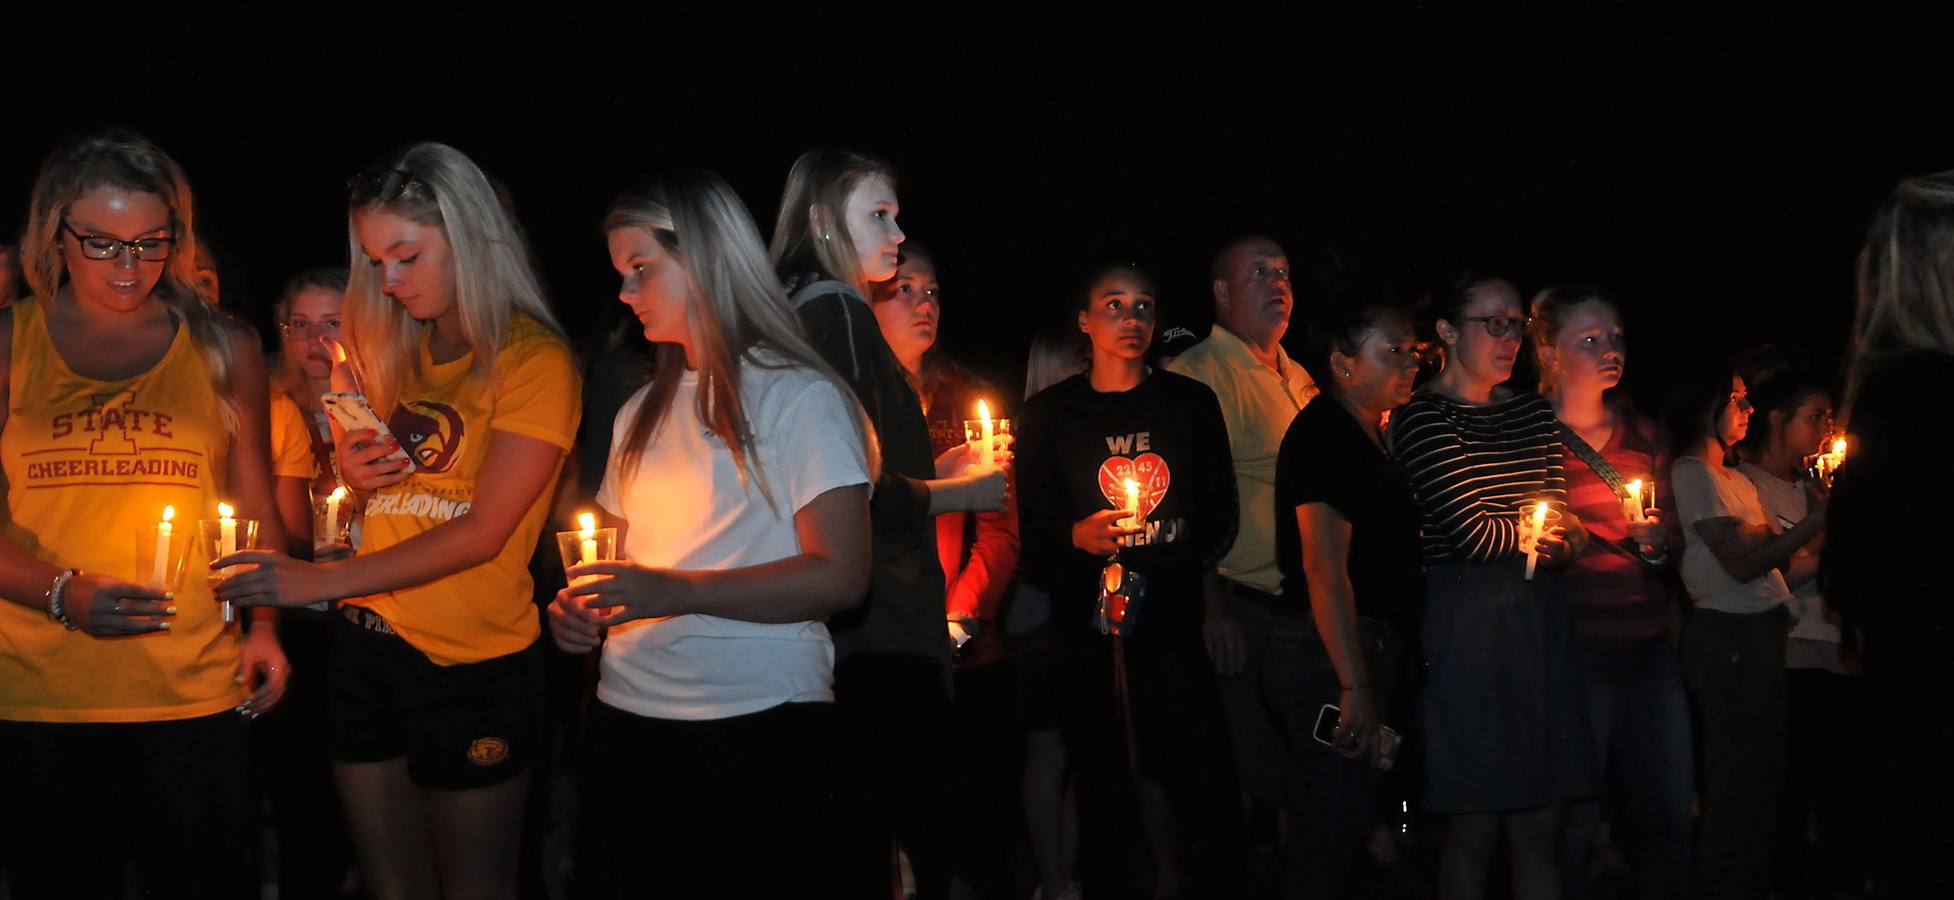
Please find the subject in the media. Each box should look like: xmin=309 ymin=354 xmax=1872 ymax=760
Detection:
xmin=1870 ymin=716 xmax=1954 ymax=894
xmin=1562 ymin=635 xmax=1693 ymax=899
xmin=1058 ymin=622 xmax=1246 ymax=899
xmin=587 ymin=700 xmax=832 ymax=899
xmin=817 ymin=651 xmax=962 ymax=900
xmin=1773 ymin=666 xmax=1880 ymax=898
xmin=0 ymin=712 xmax=255 ymax=900
xmin=1681 ymin=605 xmax=1788 ymax=900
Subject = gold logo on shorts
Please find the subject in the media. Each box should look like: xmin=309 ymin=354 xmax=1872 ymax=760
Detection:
xmin=467 ymin=737 xmax=510 ymax=766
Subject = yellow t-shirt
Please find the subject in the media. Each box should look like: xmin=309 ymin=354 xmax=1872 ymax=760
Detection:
xmin=0 ymin=297 xmax=247 ymax=722
xmin=269 ymin=390 xmax=318 ymax=482
xmin=347 ymin=314 xmax=580 ymax=666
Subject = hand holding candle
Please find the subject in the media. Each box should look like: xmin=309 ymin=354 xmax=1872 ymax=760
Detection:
xmin=961 ymin=402 xmax=1012 ymax=472
xmin=1522 ymin=501 xmax=1549 ymax=580
xmin=200 ymin=503 xmax=260 ymax=625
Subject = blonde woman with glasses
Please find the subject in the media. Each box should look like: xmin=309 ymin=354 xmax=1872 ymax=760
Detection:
xmin=0 ymin=131 xmax=288 ymax=898
xmin=214 ymin=143 xmax=581 ymax=900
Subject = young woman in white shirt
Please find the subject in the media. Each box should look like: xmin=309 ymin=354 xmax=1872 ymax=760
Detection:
xmin=548 ymin=171 xmax=874 ymax=899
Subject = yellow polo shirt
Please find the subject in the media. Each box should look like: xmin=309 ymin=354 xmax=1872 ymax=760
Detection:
xmin=1167 ymin=324 xmax=1318 ymax=594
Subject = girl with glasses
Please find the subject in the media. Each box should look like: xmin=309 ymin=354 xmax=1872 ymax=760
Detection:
xmin=213 ymin=142 xmax=581 ymax=900
xmin=546 ymin=171 xmax=874 ymax=899
xmin=0 ymin=131 xmax=289 ymax=898
xmin=1390 ymin=271 xmax=1594 ymax=900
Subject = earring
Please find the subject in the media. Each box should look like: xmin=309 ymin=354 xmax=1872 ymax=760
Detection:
xmin=1339 ymin=370 xmax=1352 ymax=378
xmin=822 ymin=231 xmax=832 ymax=241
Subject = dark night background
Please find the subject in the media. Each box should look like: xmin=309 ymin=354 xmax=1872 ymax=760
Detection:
xmin=6 ymin=9 xmax=1944 ymax=407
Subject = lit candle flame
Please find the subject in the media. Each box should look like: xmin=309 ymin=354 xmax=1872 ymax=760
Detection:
xmin=977 ymin=399 xmax=991 ymax=425
xmin=217 ymin=502 xmax=235 ymax=520
xmin=1532 ymin=501 xmax=1549 ymax=527
xmin=1625 ymin=479 xmax=1643 ymax=503
xmin=329 ymin=486 xmax=348 ymax=502
xmin=161 ymin=505 xmax=175 ymax=523
xmin=1831 ymin=438 xmax=1847 ymax=456
xmin=578 ymin=511 xmax=597 ymax=538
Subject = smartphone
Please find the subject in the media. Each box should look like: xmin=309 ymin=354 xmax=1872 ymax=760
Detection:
xmin=321 ymin=393 xmax=415 ymax=472
xmin=1313 ymin=703 xmax=1405 ymax=768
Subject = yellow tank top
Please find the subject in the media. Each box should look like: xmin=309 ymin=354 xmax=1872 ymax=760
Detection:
xmin=0 ymin=297 xmax=245 ymax=722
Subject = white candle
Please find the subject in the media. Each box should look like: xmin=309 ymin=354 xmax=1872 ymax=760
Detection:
xmin=218 ymin=502 xmax=236 ymax=623
xmin=1122 ymin=478 xmax=1141 ymax=533
xmin=153 ymin=506 xmax=175 ymax=587
xmin=976 ymin=400 xmax=995 ymax=468
xmin=1523 ymin=501 xmax=1548 ymax=581
xmin=325 ymin=486 xmax=346 ymax=544
xmin=577 ymin=511 xmax=599 ymax=565
xmin=1621 ymin=479 xmax=1646 ymax=524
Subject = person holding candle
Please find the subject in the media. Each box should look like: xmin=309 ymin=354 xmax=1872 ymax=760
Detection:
xmin=1017 ymin=259 xmax=1246 ymax=898
xmin=541 ymin=172 xmax=871 ymax=898
xmin=1527 ymin=283 xmax=1692 ymax=898
xmin=1663 ymin=359 xmax=1816 ymax=900
xmin=212 ymin=143 xmax=580 ymax=900
xmin=1269 ymin=286 xmax=1425 ymax=897
xmin=1389 ymin=270 xmax=1593 ymax=900
xmin=267 ymin=267 xmax=353 ymax=551
xmin=770 ymin=148 xmax=1007 ymax=900
xmin=870 ymin=243 xmax=1022 ymax=890
xmin=1823 ymin=170 xmax=1954 ymax=894
xmin=0 ymin=131 xmax=288 ymax=897
xmin=1732 ymin=370 xmax=1880 ymax=897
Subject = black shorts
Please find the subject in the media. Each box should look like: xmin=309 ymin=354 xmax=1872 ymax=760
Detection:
xmin=326 ymin=605 xmax=546 ymax=790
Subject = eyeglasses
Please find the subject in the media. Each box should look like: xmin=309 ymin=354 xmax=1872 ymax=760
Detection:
xmin=280 ymin=318 xmax=342 ymax=339
xmin=346 ymin=167 xmax=428 ymax=204
xmin=62 ymin=221 xmax=174 ymax=262
xmin=1458 ymin=315 xmax=1533 ymax=337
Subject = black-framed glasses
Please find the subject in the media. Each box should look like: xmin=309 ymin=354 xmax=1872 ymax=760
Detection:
xmin=346 ymin=167 xmax=427 ymax=204
xmin=1459 ymin=315 xmax=1533 ymax=337
xmin=62 ymin=221 xmax=174 ymax=261
xmin=279 ymin=318 xmax=342 ymax=339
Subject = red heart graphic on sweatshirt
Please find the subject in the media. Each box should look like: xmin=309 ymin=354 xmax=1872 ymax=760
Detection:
xmin=1098 ymin=453 xmax=1171 ymax=521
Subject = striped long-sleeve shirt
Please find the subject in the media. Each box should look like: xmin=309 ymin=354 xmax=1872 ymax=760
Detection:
xmin=1389 ymin=389 xmax=1567 ymax=567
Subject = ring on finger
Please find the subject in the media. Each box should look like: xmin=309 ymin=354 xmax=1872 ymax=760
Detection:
xmin=112 ymin=599 xmax=122 ymax=615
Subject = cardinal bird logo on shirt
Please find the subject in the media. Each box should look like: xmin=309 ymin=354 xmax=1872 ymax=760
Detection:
xmin=1098 ymin=452 xmax=1171 ymax=521
xmin=389 ymin=401 xmax=466 ymax=474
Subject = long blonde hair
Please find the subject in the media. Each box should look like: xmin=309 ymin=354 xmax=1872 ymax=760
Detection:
xmin=21 ymin=131 xmax=241 ymax=429
xmin=1846 ymin=170 xmax=1954 ymax=420
xmin=343 ymin=143 xmax=564 ymax=413
xmin=607 ymin=171 xmax=879 ymax=509
xmin=768 ymin=148 xmax=897 ymax=294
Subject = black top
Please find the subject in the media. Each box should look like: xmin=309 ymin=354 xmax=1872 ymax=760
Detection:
xmin=1822 ymin=349 xmax=1954 ymax=724
xmin=1017 ymin=370 xmax=1238 ymax=641
xmin=1274 ymin=396 xmax=1427 ymax=636
xmin=790 ymin=276 xmax=946 ymax=664
xmin=1389 ymin=389 xmax=1567 ymax=567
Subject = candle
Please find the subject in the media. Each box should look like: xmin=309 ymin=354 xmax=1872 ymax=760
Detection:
xmin=1523 ymin=501 xmax=1548 ymax=581
xmin=1621 ymin=479 xmax=1647 ymax=524
xmin=153 ymin=506 xmax=175 ymax=587
xmin=577 ymin=511 xmax=599 ymax=566
xmin=976 ymin=400 xmax=995 ymax=468
xmin=325 ymin=486 xmax=346 ymax=544
xmin=1121 ymin=478 xmax=1142 ymax=538
xmin=218 ymin=502 xmax=236 ymax=623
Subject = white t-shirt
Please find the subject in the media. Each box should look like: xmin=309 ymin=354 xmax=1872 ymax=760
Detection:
xmin=1737 ymin=463 xmax=1839 ymax=644
xmin=594 ymin=357 xmax=871 ymax=721
xmin=1672 ymin=456 xmax=1794 ymax=615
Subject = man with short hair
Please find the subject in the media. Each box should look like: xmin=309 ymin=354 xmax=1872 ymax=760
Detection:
xmin=1167 ymin=235 xmax=1322 ymax=887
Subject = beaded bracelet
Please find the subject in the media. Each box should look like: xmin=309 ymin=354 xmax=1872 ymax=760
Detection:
xmin=44 ymin=568 xmax=80 ymax=631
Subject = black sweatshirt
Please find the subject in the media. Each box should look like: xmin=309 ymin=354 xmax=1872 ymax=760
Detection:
xmin=790 ymin=277 xmax=947 ymax=665
xmin=1017 ymin=370 xmax=1239 ymax=641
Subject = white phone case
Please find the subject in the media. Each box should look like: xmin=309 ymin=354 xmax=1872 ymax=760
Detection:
xmin=321 ymin=393 xmax=415 ymax=472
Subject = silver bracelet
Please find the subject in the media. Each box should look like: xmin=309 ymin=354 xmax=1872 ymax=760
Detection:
xmin=45 ymin=568 xmax=80 ymax=631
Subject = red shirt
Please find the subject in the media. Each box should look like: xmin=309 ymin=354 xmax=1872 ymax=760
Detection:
xmin=920 ymin=360 xmax=1020 ymax=622
xmin=1560 ymin=407 xmax=1677 ymax=649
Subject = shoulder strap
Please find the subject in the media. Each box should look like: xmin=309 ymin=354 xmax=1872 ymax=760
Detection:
xmin=1558 ymin=421 xmax=1631 ymax=497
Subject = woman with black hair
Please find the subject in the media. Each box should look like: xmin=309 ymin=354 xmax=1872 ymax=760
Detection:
xmin=1665 ymin=360 xmax=1816 ymax=900
xmin=1271 ymin=288 xmax=1425 ymax=897
xmin=1017 ymin=261 xmax=1245 ymax=899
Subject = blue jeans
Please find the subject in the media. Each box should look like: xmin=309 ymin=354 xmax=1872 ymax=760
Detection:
xmin=1561 ymin=635 xmax=1693 ymax=899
